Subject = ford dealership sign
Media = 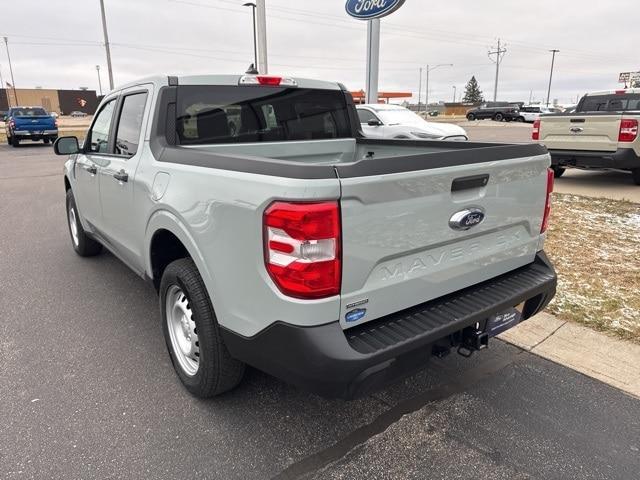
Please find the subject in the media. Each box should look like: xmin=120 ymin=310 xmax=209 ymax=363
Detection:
xmin=345 ymin=0 xmax=406 ymax=20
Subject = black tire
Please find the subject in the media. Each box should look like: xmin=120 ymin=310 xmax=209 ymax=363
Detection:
xmin=44 ymin=138 xmax=51 ymax=144
xmin=632 ymin=169 xmax=640 ymax=186
xmin=160 ymin=258 xmax=245 ymax=398
xmin=11 ymin=136 xmax=20 ymax=147
xmin=66 ymin=189 xmax=103 ymax=257
xmin=494 ymin=113 xmax=504 ymax=122
xmin=552 ymin=166 xmax=566 ymax=178
xmin=516 ymin=116 xmax=525 ymax=123
xmin=466 ymin=113 xmax=476 ymax=121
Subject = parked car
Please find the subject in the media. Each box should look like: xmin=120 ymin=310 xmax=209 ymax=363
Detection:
xmin=535 ymin=88 xmax=640 ymax=184
xmin=516 ymin=105 xmax=560 ymax=123
xmin=4 ymin=106 xmax=58 ymax=147
xmin=69 ymin=111 xmax=88 ymax=117
xmin=54 ymin=74 xmax=557 ymax=399
xmin=466 ymin=104 xmax=520 ymax=122
xmin=357 ymin=104 xmax=468 ymax=140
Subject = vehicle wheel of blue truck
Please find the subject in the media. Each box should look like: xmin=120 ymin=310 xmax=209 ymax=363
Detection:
xmin=44 ymin=138 xmax=50 ymax=144
xmin=11 ymin=136 xmax=19 ymax=147
xmin=66 ymin=190 xmax=103 ymax=257
xmin=632 ymin=169 xmax=640 ymax=186
xmin=160 ymin=258 xmax=245 ymax=397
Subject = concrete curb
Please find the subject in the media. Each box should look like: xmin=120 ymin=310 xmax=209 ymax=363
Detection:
xmin=499 ymin=313 xmax=640 ymax=399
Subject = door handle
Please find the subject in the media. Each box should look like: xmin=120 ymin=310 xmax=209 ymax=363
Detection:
xmin=84 ymin=165 xmax=97 ymax=175
xmin=113 ymin=170 xmax=128 ymax=183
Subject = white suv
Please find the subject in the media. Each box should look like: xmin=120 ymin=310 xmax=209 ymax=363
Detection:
xmin=517 ymin=105 xmax=559 ymax=123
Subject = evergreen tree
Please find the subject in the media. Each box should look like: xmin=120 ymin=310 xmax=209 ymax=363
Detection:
xmin=462 ymin=76 xmax=484 ymax=103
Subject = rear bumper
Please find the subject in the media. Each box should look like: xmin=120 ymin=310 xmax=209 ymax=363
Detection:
xmin=13 ymin=129 xmax=58 ymax=138
xmin=222 ymin=252 xmax=557 ymax=399
xmin=550 ymin=148 xmax=639 ymax=170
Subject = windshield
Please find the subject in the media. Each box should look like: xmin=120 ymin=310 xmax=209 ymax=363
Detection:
xmin=11 ymin=107 xmax=48 ymax=117
xmin=176 ymin=86 xmax=353 ymax=145
xmin=375 ymin=108 xmax=423 ymax=125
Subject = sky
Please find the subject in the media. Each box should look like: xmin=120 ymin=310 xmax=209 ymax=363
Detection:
xmin=1 ymin=0 xmax=637 ymax=104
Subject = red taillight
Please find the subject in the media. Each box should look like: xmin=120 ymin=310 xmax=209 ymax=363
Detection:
xmin=618 ymin=119 xmax=638 ymax=142
xmin=264 ymin=201 xmax=341 ymax=299
xmin=541 ymin=168 xmax=554 ymax=234
xmin=532 ymin=119 xmax=541 ymax=141
xmin=256 ymin=75 xmax=283 ymax=86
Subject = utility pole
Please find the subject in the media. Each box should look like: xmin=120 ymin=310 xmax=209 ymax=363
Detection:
xmin=425 ymin=63 xmax=453 ymax=111
xmin=488 ymin=39 xmax=507 ymax=102
xmin=529 ymin=90 xmax=533 ymax=104
xmin=256 ymin=0 xmax=268 ymax=74
xmin=96 ymin=65 xmax=103 ymax=96
xmin=452 ymin=85 xmax=457 ymax=103
xmin=417 ymin=68 xmax=422 ymax=112
xmin=0 ymin=64 xmax=4 ymax=100
xmin=546 ymin=49 xmax=560 ymax=107
xmin=243 ymin=2 xmax=258 ymax=70
xmin=3 ymin=37 xmax=18 ymax=107
xmin=98 ymin=0 xmax=115 ymax=90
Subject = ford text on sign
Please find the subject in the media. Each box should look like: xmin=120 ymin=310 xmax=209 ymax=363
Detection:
xmin=345 ymin=0 xmax=406 ymax=20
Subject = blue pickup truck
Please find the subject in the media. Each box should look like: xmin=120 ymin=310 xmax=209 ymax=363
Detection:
xmin=3 ymin=106 xmax=58 ymax=147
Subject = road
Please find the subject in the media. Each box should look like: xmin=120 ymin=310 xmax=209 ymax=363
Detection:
xmin=462 ymin=120 xmax=640 ymax=202
xmin=1 ymin=143 xmax=639 ymax=480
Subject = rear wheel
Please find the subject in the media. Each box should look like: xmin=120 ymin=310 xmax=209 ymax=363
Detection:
xmin=494 ymin=113 xmax=504 ymax=122
xmin=44 ymin=138 xmax=51 ymax=144
xmin=466 ymin=113 xmax=476 ymax=121
xmin=632 ymin=169 xmax=640 ymax=186
xmin=516 ymin=117 xmax=525 ymax=122
xmin=552 ymin=166 xmax=566 ymax=178
xmin=160 ymin=258 xmax=245 ymax=398
xmin=66 ymin=190 xmax=102 ymax=256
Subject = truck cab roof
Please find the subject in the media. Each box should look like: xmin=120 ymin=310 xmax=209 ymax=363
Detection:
xmin=111 ymin=74 xmax=343 ymax=94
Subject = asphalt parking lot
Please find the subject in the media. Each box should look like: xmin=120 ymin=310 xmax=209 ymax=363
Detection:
xmin=1 ymin=141 xmax=639 ymax=480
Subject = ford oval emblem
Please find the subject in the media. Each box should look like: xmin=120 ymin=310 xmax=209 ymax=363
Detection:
xmin=449 ymin=208 xmax=486 ymax=231
xmin=345 ymin=0 xmax=406 ymax=20
xmin=346 ymin=308 xmax=367 ymax=323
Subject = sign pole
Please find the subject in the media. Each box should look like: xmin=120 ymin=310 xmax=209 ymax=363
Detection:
xmin=365 ymin=19 xmax=380 ymax=104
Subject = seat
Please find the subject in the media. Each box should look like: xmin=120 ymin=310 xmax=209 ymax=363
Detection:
xmin=196 ymin=108 xmax=230 ymax=142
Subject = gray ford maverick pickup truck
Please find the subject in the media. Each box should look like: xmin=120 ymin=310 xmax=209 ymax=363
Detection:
xmin=55 ymin=74 xmax=557 ymax=399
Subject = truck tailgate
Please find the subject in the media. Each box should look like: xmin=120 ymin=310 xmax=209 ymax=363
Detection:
xmin=338 ymin=153 xmax=549 ymax=329
xmin=14 ymin=116 xmax=55 ymax=130
xmin=540 ymin=114 xmax=621 ymax=152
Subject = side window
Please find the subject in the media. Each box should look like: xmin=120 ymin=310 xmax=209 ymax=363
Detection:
xmin=357 ymin=109 xmax=379 ymax=124
xmin=114 ymin=92 xmax=148 ymax=157
xmin=88 ymin=100 xmax=116 ymax=153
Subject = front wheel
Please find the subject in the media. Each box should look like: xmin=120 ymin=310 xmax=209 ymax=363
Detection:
xmin=66 ymin=190 xmax=102 ymax=256
xmin=516 ymin=117 xmax=525 ymax=123
xmin=44 ymin=138 xmax=51 ymax=144
xmin=552 ymin=166 xmax=566 ymax=178
xmin=632 ymin=169 xmax=640 ymax=186
xmin=494 ymin=113 xmax=504 ymax=122
xmin=11 ymin=136 xmax=20 ymax=147
xmin=160 ymin=258 xmax=245 ymax=398
xmin=466 ymin=113 xmax=476 ymax=121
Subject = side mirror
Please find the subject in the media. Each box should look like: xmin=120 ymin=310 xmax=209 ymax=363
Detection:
xmin=54 ymin=136 xmax=81 ymax=155
xmin=367 ymin=119 xmax=383 ymax=127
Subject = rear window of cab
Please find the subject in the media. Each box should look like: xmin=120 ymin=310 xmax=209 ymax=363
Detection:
xmin=578 ymin=94 xmax=640 ymax=112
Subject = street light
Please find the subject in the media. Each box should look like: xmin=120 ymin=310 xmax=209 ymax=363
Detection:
xmin=243 ymin=2 xmax=258 ymax=72
xmin=96 ymin=65 xmax=103 ymax=96
xmin=546 ymin=49 xmax=560 ymax=107
xmin=425 ymin=63 xmax=453 ymax=112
